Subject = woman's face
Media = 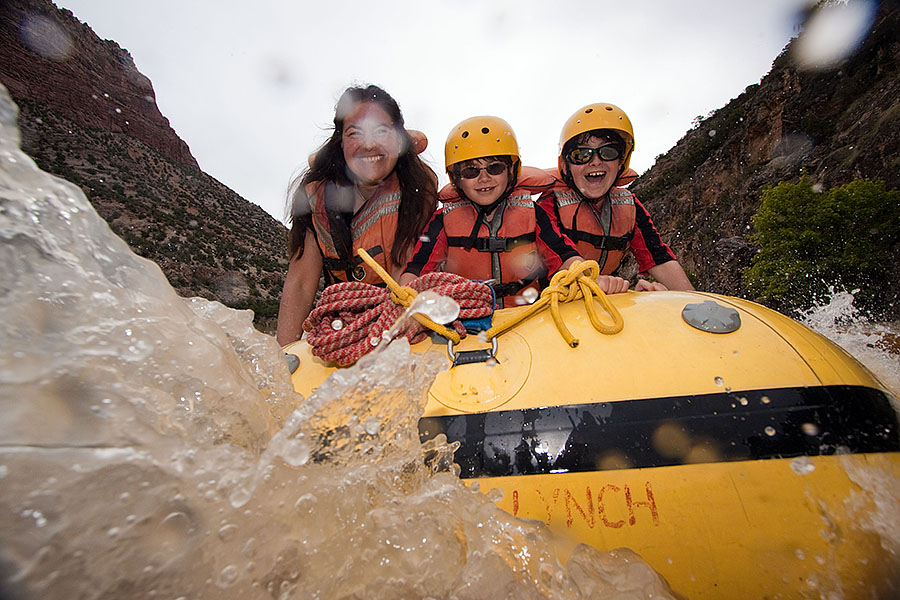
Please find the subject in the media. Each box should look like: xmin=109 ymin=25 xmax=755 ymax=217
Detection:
xmin=566 ymin=136 xmax=623 ymax=200
xmin=456 ymin=158 xmax=510 ymax=207
xmin=341 ymin=102 xmax=402 ymax=186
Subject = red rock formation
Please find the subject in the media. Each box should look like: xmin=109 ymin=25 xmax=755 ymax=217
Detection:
xmin=0 ymin=0 xmax=198 ymax=168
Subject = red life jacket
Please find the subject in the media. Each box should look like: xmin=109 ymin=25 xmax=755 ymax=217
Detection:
xmin=544 ymin=180 xmax=636 ymax=275
xmin=307 ymin=174 xmax=401 ymax=285
xmin=440 ymin=167 xmax=557 ymax=308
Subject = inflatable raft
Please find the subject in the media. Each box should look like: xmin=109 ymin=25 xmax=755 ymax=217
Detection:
xmin=284 ymin=286 xmax=900 ymax=599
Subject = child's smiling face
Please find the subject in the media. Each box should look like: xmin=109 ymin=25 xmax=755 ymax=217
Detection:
xmin=456 ymin=158 xmax=510 ymax=207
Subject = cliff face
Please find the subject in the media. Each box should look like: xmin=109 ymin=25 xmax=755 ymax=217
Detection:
xmin=0 ymin=0 xmax=289 ymax=333
xmin=0 ymin=0 xmax=197 ymax=167
xmin=630 ymin=0 xmax=900 ymax=308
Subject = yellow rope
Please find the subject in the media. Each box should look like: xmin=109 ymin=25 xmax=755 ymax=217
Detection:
xmin=358 ymin=250 xmax=623 ymax=349
xmin=356 ymin=249 xmax=462 ymax=343
xmin=485 ymin=260 xmax=624 ymax=347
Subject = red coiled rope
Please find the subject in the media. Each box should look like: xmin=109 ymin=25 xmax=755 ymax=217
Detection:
xmin=302 ymin=272 xmax=494 ymax=366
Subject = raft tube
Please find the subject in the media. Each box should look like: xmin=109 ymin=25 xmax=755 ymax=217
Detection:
xmin=284 ymin=290 xmax=900 ymax=599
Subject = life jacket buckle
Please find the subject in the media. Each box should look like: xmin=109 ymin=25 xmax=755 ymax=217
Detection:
xmin=485 ymin=237 xmax=508 ymax=252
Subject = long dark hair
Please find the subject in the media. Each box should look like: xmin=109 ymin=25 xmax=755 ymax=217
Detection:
xmin=286 ymin=85 xmax=437 ymax=267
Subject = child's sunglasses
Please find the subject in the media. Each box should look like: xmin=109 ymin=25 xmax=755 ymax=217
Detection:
xmin=458 ymin=162 xmax=507 ymax=179
xmin=566 ymin=146 xmax=622 ymax=165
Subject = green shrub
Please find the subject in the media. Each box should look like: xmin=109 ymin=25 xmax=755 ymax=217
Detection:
xmin=744 ymin=176 xmax=900 ymax=312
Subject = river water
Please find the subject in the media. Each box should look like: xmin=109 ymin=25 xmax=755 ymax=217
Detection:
xmin=1 ymin=82 xmax=898 ymax=599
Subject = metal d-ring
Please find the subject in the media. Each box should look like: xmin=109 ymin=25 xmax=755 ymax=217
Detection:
xmin=447 ymin=336 xmax=499 ymax=367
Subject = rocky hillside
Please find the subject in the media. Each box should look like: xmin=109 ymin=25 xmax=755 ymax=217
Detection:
xmin=630 ymin=0 xmax=900 ymax=312
xmin=0 ymin=0 xmax=289 ymax=333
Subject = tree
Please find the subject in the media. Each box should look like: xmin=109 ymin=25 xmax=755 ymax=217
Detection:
xmin=744 ymin=176 xmax=900 ymax=314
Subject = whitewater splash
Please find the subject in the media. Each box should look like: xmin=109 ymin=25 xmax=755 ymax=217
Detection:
xmin=798 ymin=288 xmax=900 ymax=402
xmin=0 ymin=84 xmax=674 ymax=598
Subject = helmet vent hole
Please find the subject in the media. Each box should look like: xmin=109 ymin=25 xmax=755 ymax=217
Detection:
xmin=584 ymin=108 xmax=593 ymax=114
xmin=605 ymin=106 xmax=614 ymax=111
xmin=481 ymin=127 xmax=490 ymax=134
xmin=461 ymin=131 xmax=469 ymax=138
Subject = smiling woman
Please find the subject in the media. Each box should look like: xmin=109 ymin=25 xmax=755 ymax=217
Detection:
xmin=275 ymin=85 xmax=438 ymax=346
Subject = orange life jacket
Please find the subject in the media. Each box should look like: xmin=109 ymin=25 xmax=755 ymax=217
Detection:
xmin=307 ymin=174 xmax=401 ymax=285
xmin=440 ymin=167 xmax=557 ymax=308
xmin=545 ymin=179 xmax=636 ymax=275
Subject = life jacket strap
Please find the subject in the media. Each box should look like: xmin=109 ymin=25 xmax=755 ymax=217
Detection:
xmin=446 ymin=232 xmax=536 ymax=252
xmin=563 ymin=228 xmax=633 ymax=251
xmin=322 ymin=245 xmax=384 ymax=282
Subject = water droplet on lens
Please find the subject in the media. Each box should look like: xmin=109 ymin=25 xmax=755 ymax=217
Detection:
xmin=520 ymin=288 xmax=539 ymax=304
xmin=791 ymin=456 xmax=816 ymax=475
xmin=218 ymin=524 xmax=238 ymax=541
xmin=217 ymin=564 xmax=239 ymax=588
xmin=764 ymin=426 xmax=776 ymax=437
xmin=331 ymin=319 xmax=343 ymax=331
xmin=714 ymin=376 xmax=724 ymax=386
xmin=801 ymin=423 xmax=820 ymax=436
xmin=408 ymin=290 xmax=459 ymax=324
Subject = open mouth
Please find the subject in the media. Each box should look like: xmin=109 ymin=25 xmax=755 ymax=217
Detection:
xmin=360 ymin=155 xmax=383 ymax=163
xmin=585 ymin=170 xmax=607 ymax=180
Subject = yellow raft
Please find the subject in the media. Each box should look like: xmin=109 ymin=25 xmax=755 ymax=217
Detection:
xmin=284 ymin=287 xmax=900 ymax=598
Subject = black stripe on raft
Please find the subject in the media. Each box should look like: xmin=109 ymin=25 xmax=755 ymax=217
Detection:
xmin=417 ymin=385 xmax=900 ymax=479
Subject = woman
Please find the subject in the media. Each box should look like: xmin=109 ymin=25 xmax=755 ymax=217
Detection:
xmin=538 ymin=103 xmax=694 ymax=292
xmin=401 ymin=115 xmax=629 ymax=308
xmin=276 ymin=85 xmax=438 ymax=345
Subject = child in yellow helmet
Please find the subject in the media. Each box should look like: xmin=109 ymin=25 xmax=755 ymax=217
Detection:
xmin=400 ymin=116 xmax=629 ymax=308
xmin=538 ymin=103 xmax=694 ymax=291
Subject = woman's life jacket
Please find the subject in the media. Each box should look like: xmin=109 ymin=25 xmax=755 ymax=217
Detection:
xmin=306 ymin=174 xmax=401 ymax=285
xmin=440 ymin=167 xmax=558 ymax=308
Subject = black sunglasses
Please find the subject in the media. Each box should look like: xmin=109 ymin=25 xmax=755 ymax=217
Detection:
xmin=566 ymin=145 xmax=623 ymax=165
xmin=458 ymin=162 xmax=507 ymax=179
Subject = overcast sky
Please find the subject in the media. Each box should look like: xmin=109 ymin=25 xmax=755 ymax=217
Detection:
xmin=54 ymin=1 xmax=811 ymax=224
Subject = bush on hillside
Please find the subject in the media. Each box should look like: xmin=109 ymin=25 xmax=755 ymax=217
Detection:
xmin=744 ymin=176 xmax=900 ymax=314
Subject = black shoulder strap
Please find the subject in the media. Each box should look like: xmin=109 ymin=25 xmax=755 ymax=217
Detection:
xmin=323 ymin=182 xmax=357 ymax=281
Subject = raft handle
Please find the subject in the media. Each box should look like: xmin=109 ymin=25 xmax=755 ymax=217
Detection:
xmin=447 ymin=337 xmax=499 ymax=367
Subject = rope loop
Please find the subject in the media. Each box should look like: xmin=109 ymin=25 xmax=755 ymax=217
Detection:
xmin=485 ymin=260 xmax=624 ymax=345
xmin=301 ymin=250 xmax=493 ymax=366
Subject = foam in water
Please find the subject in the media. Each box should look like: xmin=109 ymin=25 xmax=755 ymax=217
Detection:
xmin=798 ymin=287 xmax=900 ymax=400
xmin=0 ymin=84 xmax=675 ymax=599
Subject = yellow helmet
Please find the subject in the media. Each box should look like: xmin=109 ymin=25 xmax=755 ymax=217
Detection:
xmin=558 ymin=103 xmax=635 ymax=172
xmin=445 ymin=116 xmax=521 ymax=176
